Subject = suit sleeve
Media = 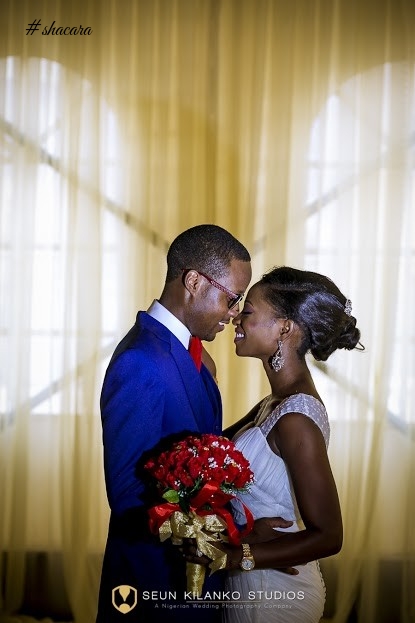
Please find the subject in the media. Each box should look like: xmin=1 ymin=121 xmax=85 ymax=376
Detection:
xmin=100 ymin=348 xmax=165 ymax=514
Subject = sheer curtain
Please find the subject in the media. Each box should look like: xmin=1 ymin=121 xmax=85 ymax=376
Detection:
xmin=0 ymin=1 xmax=414 ymax=622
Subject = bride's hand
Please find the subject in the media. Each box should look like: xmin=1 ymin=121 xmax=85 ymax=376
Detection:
xmin=179 ymin=538 xmax=216 ymax=566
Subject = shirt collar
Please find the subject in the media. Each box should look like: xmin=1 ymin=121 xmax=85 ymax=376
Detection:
xmin=147 ymin=299 xmax=191 ymax=349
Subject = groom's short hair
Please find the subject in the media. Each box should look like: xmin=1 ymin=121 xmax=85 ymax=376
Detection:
xmin=165 ymin=224 xmax=250 ymax=283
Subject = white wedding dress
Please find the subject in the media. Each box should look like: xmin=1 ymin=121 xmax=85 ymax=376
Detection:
xmin=224 ymin=394 xmax=329 ymax=623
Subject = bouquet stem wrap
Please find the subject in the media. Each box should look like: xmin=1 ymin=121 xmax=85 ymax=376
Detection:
xmin=169 ymin=510 xmax=228 ymax=595
xmin=148 ymin=484 xmax=254 ymax=596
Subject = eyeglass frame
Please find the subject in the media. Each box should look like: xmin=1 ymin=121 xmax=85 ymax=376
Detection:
xmin=181 ymin=268 xmax=244 ymax=309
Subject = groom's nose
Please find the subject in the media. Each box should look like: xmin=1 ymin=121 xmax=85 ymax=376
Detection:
xmin=232 ymin=313 xmax=242 ymax=325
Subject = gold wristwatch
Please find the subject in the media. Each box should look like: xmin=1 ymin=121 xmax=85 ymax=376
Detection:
xmin=239 ymin=543 xmax=255 ymax=571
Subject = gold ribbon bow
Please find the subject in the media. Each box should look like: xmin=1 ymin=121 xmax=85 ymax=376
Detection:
xmin=158 ymin=510 xmax=228 ymax=595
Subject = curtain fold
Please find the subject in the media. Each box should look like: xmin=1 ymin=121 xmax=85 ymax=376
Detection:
xmin=1 ymin=1 xmax=414 ymax=622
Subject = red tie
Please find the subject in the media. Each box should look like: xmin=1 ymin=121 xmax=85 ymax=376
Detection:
xmin=188 ymin=336 xmax=202 ymax=371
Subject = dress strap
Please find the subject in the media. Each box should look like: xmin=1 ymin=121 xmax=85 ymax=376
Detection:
xmin=258 ymin=393 xmax=330 ymax=447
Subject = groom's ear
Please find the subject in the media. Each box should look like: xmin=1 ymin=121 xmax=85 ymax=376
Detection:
xmin=182 ymin=269 xmax=203 ymax=297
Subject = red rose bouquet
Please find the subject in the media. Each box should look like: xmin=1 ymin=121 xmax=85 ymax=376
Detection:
xmin=144 ymin=433 xmax=255 ymax=596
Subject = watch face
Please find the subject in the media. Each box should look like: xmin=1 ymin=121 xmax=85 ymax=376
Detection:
xmin=241 ymin=557 xmax=254 ymax=571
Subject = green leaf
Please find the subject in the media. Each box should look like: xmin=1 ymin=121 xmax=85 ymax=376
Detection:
xmin=162 ymin=489 xmax=180 ymax=503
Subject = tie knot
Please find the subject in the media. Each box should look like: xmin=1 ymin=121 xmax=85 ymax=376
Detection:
xmin=188 ymin=336 xmax=202 ymax=371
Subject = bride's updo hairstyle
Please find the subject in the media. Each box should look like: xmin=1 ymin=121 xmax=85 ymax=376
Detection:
xmin=259 ymin=267 xmax=364 ymax=361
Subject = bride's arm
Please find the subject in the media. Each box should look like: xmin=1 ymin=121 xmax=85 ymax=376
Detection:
xmin=225 ymin=412 xmax=343 ymax=570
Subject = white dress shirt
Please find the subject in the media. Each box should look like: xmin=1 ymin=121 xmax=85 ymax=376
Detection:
xmin=147 ymin=299 xmax=191 ymax=349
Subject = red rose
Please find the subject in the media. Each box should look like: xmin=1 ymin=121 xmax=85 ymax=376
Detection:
xmin=144 ymin=432 xmax=254 ymax=507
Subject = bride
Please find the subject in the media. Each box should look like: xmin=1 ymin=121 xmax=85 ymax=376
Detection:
xmin=188 ymin=266 xmax=363 ymax=622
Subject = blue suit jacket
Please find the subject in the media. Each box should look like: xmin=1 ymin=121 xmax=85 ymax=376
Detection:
xmin=96 ymin=313 xmax=224 ymax=622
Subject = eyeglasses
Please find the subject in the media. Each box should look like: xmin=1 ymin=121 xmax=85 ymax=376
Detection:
xmin=182 ymin=269 xmax=244 ymax=309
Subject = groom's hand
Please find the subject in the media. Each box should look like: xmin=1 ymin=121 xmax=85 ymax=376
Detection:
xmin=245 ymin=516 xmax=294 ymax=544
xmin=245 ymin=516 xmax=299 ymax=576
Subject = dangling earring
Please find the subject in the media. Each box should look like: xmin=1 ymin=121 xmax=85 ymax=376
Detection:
xmin=269 ymin=340 xmax=285 ymax=372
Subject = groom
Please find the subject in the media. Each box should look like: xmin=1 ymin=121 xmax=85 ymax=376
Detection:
xmin=96 ymin=225 xmax=252 ymax=622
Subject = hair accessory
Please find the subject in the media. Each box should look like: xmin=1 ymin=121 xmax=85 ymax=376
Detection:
xmin=344 ymin=299 xmax=352 ymax=316
xmin=269 ymin=340 xmax=285 ymax=372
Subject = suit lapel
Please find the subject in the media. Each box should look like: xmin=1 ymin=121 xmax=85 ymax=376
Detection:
xmin=170 ymin=336 xmax=217 ymax=431
xmin=140 ymin=313 xmax=220 ymax=432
